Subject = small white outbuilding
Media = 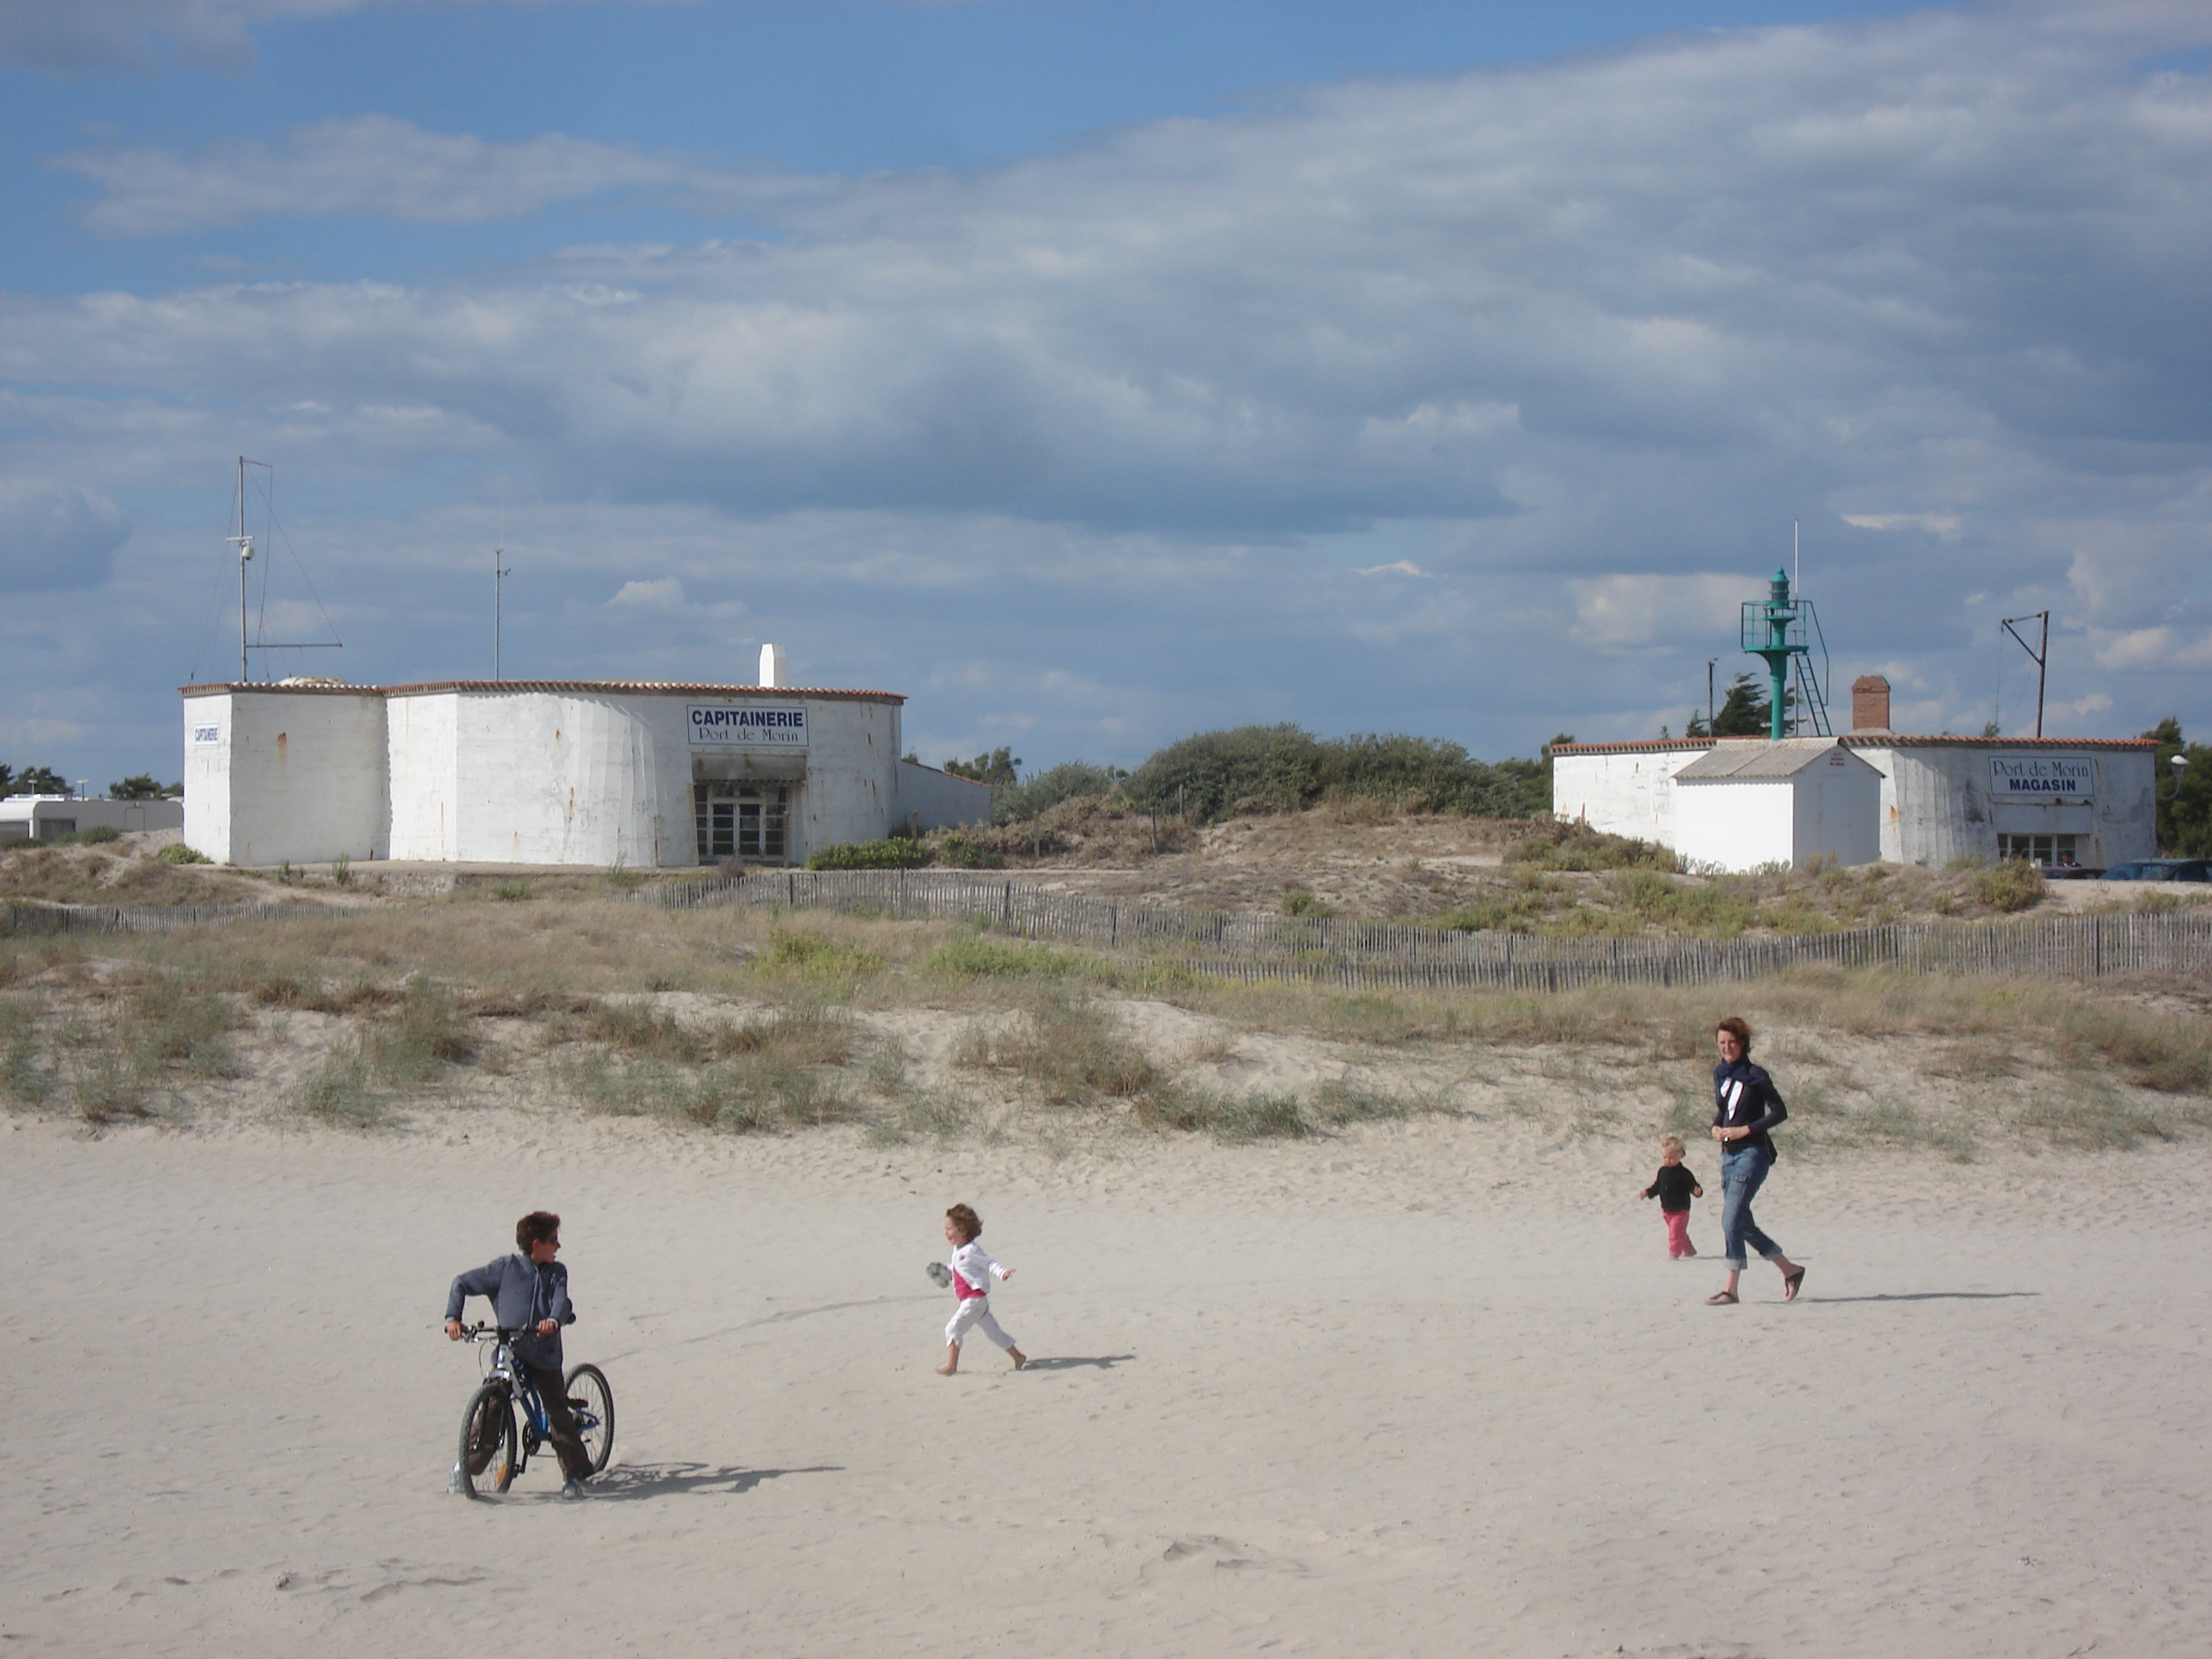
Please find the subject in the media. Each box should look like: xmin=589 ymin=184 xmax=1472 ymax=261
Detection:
xmin=1670 ymin=738 xmax=1882 ymax=873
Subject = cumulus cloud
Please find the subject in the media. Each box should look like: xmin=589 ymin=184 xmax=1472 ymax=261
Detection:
xmin=0 ymin=484 xmax=131 ymax=591
xmin=6 ymin=5 xmax=2212 ymax=778
xmin=52 ymin=116 xmax=796 ymax=236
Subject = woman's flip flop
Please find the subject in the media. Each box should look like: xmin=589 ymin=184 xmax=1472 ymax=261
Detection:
xmin=1783 ymin=1267 xmax=1806 ymax=1302
xmin=1705 ymin=1291 xmax=1738 ymax=1305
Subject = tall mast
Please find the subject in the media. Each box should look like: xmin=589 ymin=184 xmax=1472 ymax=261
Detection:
xmin=233 ymin=455 xmax=253 ymax=682
xmin=493 ymin=543 xmax=511 ymax=680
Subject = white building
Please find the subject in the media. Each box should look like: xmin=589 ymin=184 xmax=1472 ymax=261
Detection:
xmin=1551 ymin=676 xmax=2158 ymax=869
xmin=1671 ymin=739 xmax=1883 ymax=872
xmin=0 ymin=795 xmax=185 ymax=844
xmin=181 ymin=677 xmax=991 ymax=869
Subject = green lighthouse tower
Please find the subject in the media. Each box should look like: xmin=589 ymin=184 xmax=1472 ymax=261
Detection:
xmin=1740 ymin=568 xmax=1832 ymax=739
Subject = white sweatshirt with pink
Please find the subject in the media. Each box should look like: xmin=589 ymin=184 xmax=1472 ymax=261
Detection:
xmin=943 ymin=1240 xmax=1016 ymax=1350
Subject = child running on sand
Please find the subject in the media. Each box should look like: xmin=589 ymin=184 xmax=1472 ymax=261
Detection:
xmin=935 ymin=1203 xmax=1027 ymax=1375
xmin=1639 ymin=1135 xmax=1704 ymax=1258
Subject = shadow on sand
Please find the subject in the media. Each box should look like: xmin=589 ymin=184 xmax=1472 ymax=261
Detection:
xmin=580 ymin=1462 xmax=842 ymax=1501
xmin=1020 ymin=1353 xmax=1137 ymax=1372
xmin=1812 ymin=1291 xmax=2040 ymax=1305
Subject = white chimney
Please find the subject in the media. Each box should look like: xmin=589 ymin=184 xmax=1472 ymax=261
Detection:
xmin=758 ymin=643 xmax=786 ymax=687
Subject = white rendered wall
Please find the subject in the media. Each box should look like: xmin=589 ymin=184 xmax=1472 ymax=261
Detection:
xmin=777 ymin=696 xmax=899 ymax=860
xmin=1861 ymin=748 xmax=2155 ymax=866
xmin=0 ymin=797 xmax=185 ymax=840
xmin=1791 ymin=761 xmax=1881 ymax=866
xmin=1674 ymin=780 xmax=1796 ymax=873
xmin=386 ymin=694 xmax=461 ymax=861
xmin=183 ymin=689 xmax=386 ymax=866
xmin=387 ymin=688 xmax=903 ymax=866
xmin=1551 ymin=749 xmax=1709 ymax=847
xmin=449 ymin=690 xmax=667 ymax=866
xmin=894 ymin=760 xmax=993 ymax=832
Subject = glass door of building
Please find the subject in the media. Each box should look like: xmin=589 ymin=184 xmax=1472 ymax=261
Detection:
xmin=694 ymin=782 xmax=792 ymax=862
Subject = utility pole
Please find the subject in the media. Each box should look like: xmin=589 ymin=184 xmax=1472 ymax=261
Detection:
xmin=231 ymin=455 xmax=256 ymax=681
xmin=2001 ymin=611 xmax=2050 ymax=738
xmin=493 ymin=544 xmax=511 ymax=681
xmin=1706 ymin=657 xmax=1718 ymax=730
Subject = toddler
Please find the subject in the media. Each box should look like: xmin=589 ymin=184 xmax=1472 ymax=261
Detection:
xmin=935 ymin=1203 xmax=1027 ymax=1375
xmin=1639 ymin=1136 xmax=1704 ymax=1258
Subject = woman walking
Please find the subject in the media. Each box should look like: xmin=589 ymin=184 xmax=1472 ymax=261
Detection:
xmin=1707 ymin=1016 xmax=1805 ymax=1306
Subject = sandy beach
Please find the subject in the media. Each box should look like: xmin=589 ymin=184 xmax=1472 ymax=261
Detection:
xmin=8 ymin=1104 xmax=2210 ymax=1658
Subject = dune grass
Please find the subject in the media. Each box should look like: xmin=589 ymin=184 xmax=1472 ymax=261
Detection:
xmin=0 ymin=895 xmax=2202 ymax=1153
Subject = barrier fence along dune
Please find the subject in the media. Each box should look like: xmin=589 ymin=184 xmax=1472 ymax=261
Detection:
xmin=656 ymin=869 xmax=2212 ymax=991
xmin=2 ymin=878 xmax=2204 ymax=991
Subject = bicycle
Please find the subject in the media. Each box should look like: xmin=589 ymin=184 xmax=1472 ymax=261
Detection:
xmin=449 ymin=1323 xmax=615 ymax=1498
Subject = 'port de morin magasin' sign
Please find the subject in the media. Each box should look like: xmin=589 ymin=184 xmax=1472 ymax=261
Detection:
xmin=1990 ymin=755 xmax=2093 ymax=800
xmin=687 ymin=705 xmax=810 ymax=748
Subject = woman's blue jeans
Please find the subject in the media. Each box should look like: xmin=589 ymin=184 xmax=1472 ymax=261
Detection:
xmin=1719 ymin=1145 xmax=1782 ymax=1271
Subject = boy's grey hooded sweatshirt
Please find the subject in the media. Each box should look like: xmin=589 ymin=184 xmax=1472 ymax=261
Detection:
xmin=445 ymin=1254 xmax=574 ymax=1371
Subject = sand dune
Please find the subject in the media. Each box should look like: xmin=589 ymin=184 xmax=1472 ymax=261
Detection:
xmin=6 ymin=1108 xmax=2210 ymax=1657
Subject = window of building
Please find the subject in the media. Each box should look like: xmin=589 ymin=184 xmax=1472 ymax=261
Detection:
xmin=1997 ymin=833 xmax=2078 ymax=866
xmin=693 ymin=782 xmax=789 ymax=862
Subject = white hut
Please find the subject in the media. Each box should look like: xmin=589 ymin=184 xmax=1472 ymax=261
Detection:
xmin=1670 ymin=738 xmax=1883 ymax=872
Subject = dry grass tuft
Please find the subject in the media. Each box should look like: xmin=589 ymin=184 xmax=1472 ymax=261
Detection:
xmin=953 ymin=991 xmax=1157 ymax=1105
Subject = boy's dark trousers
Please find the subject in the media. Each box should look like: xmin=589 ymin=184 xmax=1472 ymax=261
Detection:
xmin=520 ymin=1361 xmax=595 ymax=1481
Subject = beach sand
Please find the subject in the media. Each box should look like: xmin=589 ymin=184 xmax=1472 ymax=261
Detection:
xmin=6 ymin=1107 xmax=2210 ymax=1657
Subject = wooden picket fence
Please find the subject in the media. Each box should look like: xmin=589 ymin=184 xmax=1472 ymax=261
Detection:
xmin=7 ymin=877 xmax=2203 ymax=993
xmin=654 ymin=868 xmax=2212 ymax=991
xmin=0 ymin=902 xmax=333 ymax=936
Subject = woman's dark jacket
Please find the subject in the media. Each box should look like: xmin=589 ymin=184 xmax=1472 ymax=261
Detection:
xmin=1712 ymin=1057 xmax=1788 ymax=1157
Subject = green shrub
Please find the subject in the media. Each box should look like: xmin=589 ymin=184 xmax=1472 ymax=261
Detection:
xmin=928 ymin=936 xmax=1089 ymax=980
xmin=492 ymin=879 xmax=533 ymax=902
xmin=71 ymin=825 xmax=123 ymax=845
xmin=806 ymin=839 xmax=928 ymax=870
xmin=994 ymin=761 xmax=1124 ymax=825
xmin=1279 ymin=886 xmax=1333 ymax=917
xmin=935 ymin=833 xmax=1005 ymax=870
xmin=1972 ymin=859 xmax=2045 ymax=912
xmin=156 ymin=842 xmax=212 ymax=866
xmin=760 ymin=928 xmax=884 ymax=984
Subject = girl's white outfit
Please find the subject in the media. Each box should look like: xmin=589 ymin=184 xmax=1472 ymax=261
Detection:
xmin=943 ymin=1240 xmax=1016 ymax=1350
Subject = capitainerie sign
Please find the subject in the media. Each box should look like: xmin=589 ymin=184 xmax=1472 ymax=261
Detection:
xmin=687 ymin=704 xmax=810 ymax=748
xmin=1989 ymin=755 xmax=2093 ymax=800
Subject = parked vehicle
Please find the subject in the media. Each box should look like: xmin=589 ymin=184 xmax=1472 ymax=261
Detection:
xmin=2097 ymin=859 xmax=2212 ymax=882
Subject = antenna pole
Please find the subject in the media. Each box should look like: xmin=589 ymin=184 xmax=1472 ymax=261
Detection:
xmin=493 ymin=545 xmax=511 ymax=681
xmin=233 ymin=455 xmax=254 ymax=682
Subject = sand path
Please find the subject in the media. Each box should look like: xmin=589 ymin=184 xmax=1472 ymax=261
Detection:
xmin=5 ymin=1111 xmax=2210 ymax=1657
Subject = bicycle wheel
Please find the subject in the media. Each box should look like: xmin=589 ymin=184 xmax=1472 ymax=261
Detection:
xmin=562 ymin=1364 xmax=616 ymax=1475
xmin=456 ymin=1382 xmax=518 ymax=1497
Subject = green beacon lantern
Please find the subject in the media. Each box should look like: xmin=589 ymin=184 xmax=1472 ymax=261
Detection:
xmin=1739 ymin=567 xmax=1832 ymax=739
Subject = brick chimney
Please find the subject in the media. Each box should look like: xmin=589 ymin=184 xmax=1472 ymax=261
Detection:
xmin=1851 ymin=674 xmax=1892 ymax=733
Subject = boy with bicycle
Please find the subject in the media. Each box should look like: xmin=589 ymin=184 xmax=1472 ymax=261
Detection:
xmin=445 ymin=1210 xmax=596 ymax=1498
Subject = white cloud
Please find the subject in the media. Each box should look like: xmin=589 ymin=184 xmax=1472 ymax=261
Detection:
xmin=1841 ymin=513 xmax=1965 ymax=540
xmin=52 ymin=117 xmax=794 ymax=236
xmin=1355 ymin=561 xmax=1428 ymax=578
xmin=6 ymin=6 xmax=2212 ymax=783
xmin=607 ymin=577 xmax=689 ymax=611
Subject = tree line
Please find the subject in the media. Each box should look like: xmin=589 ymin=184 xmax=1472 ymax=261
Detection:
xmin=2 ymin=767 xmax=180 ymax=800
xmin=932 ymin=725 xmax=1562 ymax=827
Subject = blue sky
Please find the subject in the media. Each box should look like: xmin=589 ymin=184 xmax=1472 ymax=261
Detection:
xmin=2 ymin=0 xmax=2210 ymax=789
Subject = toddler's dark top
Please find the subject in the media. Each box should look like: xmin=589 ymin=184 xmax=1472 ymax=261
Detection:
xmin=1643 ymin=1163 xmax=1701 ymax=1212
